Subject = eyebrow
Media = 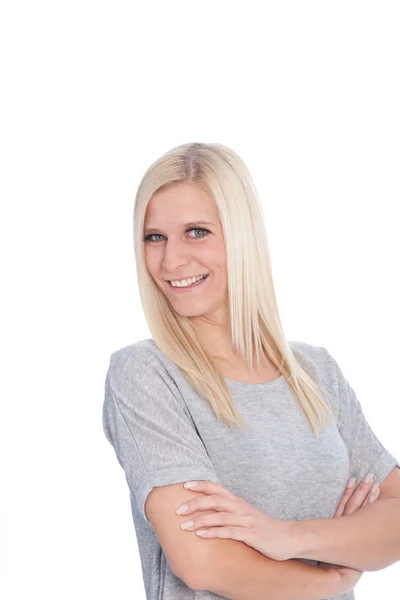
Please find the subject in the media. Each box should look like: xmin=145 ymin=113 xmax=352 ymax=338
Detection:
xmin=143 ymin=220 xmax=215 ymax=235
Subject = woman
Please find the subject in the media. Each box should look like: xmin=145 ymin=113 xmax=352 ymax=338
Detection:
xmin=102 ymin=142 xmax=399 ymax=599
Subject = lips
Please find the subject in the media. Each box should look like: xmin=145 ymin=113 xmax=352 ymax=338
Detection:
xmin=168 ymin=274 xmax=209 ymax=289
xmin=168 ymin=274 xmax=208 ymax=283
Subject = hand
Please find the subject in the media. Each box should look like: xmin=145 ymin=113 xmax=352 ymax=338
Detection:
xmin=333 ymin=475 xmax=380 ymax=518
xmin=176 ymin=481 xmax=296 ymax=561
xmin=317 ymin=476 xmax=380 ymax=593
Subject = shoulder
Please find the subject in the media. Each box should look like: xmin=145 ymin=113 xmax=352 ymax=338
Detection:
xmin=104 ymin=339 xmax=191 ymax=421
xmin=289 ymin=339 xmax=331 ymax=369
xmin=289 ymin=339 xmax=339 ymax=389
xmin=106 ymin=338 xmax=162 ymax=389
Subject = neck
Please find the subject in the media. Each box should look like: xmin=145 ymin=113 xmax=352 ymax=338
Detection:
xmin=189 ymin=312 xmax=265 ymax=364
xmin=189 ymin=308 xmax=236 ymax=360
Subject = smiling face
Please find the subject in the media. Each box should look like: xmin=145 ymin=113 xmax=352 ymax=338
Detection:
xmin=143 ymin=182 xmax=228 ymax=319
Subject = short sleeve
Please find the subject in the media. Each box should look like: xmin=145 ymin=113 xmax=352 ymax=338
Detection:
xmin=102 ymin=346 xmax=221 ymax=524
xmin=324 ymin=347 xmax=400 ymax=486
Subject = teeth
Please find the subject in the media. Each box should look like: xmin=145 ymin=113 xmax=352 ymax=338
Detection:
xmin=170 ymin=274 xmax=206 ymax=287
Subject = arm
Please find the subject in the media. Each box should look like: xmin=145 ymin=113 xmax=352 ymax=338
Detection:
xmin=292 ymin=497 xmax=400 ymax=572
xmin=191 ymin=538 xmax=341 ymax=599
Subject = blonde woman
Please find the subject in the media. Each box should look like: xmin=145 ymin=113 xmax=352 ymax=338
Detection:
xmin=102 ymin=142 xmax=400 ymax=599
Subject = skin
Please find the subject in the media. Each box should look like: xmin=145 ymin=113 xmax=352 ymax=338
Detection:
xmin=144 ymin=181 xmax=266 ymax=371
xmin=173 ymin=475 xmax=380 ymax=596
xmin=145 ymin=182 xmax=383 ymax=592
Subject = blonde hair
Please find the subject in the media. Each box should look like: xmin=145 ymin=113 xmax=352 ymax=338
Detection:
xmin=133 ymin=142 xmax=335 ymax=438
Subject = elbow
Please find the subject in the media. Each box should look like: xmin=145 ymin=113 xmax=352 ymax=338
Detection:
xmin=171 ymin=553 xmax=208 ymax=591
xmin=178 ymin=552 xmax=213 ymax=591
xmin=186 ymin=573 xmax=206 ymax=591
xmin=175 ymin=566 xmax=204 ymax=591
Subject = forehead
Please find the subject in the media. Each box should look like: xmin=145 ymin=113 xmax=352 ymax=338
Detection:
xmin=144 ymin=183 xmax=218 ymax=226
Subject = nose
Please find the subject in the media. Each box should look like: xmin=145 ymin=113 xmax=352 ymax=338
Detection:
xmin=161 ymin=237 xmax=190 ymax=274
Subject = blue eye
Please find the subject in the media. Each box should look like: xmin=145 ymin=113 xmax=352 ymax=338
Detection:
xmin=187 ymin=228 xmax=209 ymax=238
xmin=143 ymin=227 xmax=210 ymax=242
xmin=144 ymin=234 xmax=164 ymax=242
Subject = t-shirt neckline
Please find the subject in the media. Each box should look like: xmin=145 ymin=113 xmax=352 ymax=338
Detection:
xmin=224 ymin=374 xmax=286 ymax=390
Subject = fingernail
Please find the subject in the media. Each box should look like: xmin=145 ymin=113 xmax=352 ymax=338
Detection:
xmin=347 ymin=477 xmax=356 ymax=488
xmin=363 ymin=473 xmax=374 ymax=483
xmin=371 ymin=482 xmax=379 ymax=494
xmin=184 ymin=482 xmax=198 ymax=489
xmin=180 ymin=520 xmax=194 ymax=530
xmin=196 ymin=530 xmax=208 ymax=536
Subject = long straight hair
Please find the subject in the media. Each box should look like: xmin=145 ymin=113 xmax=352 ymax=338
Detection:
xmin=133 ymin=142 xmax=335 ymax=438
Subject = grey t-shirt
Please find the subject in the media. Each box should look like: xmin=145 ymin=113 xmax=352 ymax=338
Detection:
xmin=102 ymin=338 xmax=400 ymax=599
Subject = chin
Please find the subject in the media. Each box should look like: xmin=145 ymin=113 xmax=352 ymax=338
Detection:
xmin=171 ymin=307 xmax=206 ymax=318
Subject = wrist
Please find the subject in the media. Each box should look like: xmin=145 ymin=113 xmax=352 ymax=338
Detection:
xmin=288 ymin=519 xmax=318 ymax=560
xmin=287 ymin=520 xmax=307 ymax=560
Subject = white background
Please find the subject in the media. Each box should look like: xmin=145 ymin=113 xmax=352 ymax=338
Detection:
xmin=1 ymin=1 xmax=399 ymax=598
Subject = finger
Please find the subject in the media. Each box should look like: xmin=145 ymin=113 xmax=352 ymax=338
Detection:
xmin=183 ymin=480 xmax=238 ymax=501
xmin=194 ymin=521 xmax=256 ymax=545
xmin=361 ymin=485 xmax=380 ymax=508
xmin=176 ymin=493 xmax=243 ymax=517
xmin=181 ymin=511 xmax=253 ymax=532
xmin=334 ymin=479 xmax=356 ymax=517
xmin=343 ymin=476 xmax=376 ymax=516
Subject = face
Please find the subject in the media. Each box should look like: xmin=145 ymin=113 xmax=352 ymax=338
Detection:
xmin=143 ymin=182 xmax=228 ymax=319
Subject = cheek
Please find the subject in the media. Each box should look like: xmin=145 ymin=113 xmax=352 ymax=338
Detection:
xmin=200 ymin=240 xmax=226 ymax=267
xmin=144 ymin=247 xmax=158 ymax=277
xmin=214 ymin=238 xmax=227 ymax=264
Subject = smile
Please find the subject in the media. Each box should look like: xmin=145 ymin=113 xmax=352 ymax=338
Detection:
xmin=168 ymin=274 xmax=209 ymax=292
